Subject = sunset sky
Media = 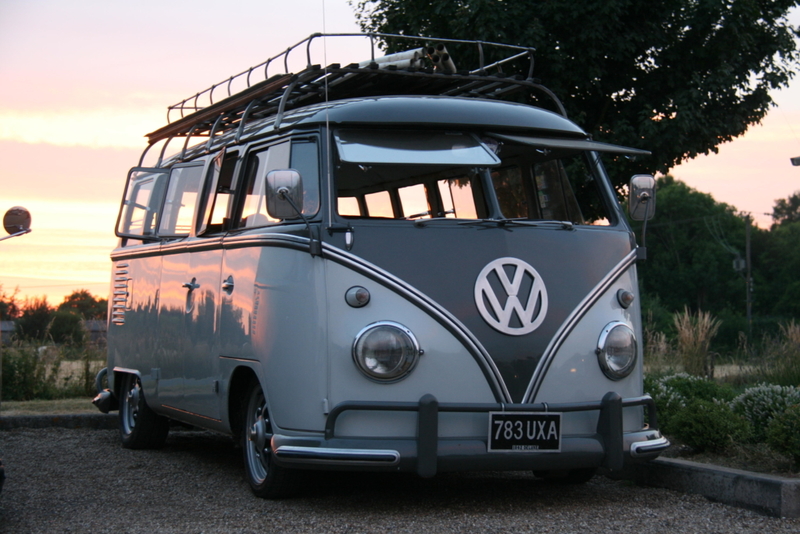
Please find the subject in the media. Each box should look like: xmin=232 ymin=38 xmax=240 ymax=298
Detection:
xmin=1 ymin=0 xmax=799 ymax=306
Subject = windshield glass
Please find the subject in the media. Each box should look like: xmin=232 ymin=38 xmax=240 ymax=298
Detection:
xmin=334 ymin=129 xmax=615 ymax=225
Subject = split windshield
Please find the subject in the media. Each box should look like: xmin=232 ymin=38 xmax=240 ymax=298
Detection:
xmin=334 ymin=129 xmax=615 ymax=226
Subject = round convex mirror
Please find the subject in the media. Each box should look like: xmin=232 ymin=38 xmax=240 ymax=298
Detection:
xmin=3 ymin=206 xmax=32 ymax=235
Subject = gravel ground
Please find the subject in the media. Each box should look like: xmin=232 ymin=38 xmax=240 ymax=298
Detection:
xmin=1 ymin=427 xmax=799 ymax=533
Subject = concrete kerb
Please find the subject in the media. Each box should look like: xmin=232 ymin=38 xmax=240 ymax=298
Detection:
xmin=1 ymin=414 xmax=798 ymax=518
xmin=613 ymin=457 xmax=800 ymax=519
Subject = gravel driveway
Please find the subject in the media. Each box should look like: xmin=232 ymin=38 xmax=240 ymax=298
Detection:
xmin=1 ymin=427 xmax=799 ymax=533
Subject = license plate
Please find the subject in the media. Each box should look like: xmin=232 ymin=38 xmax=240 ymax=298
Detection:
xmin=488 ymin=412 xmax=561 ymax=452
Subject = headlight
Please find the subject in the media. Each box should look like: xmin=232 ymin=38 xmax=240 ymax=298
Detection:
xmin=353 ymin=322 xmax=421 ymax=382
xmin=596 ymin=322 xmax=637 ymax=380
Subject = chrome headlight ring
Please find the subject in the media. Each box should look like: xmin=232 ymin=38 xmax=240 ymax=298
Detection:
xmin=352 ymin=321 xmax=422 ymax=383
xmin=596 ymin=321 xmax=637 ymax=380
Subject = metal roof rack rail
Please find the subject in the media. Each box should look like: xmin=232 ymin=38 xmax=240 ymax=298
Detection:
xmin=140 ymin=33 xmax=566 ymax=165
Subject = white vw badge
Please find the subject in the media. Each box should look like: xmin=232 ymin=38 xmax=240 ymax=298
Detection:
xmin=474 ymin=257 xmax=548 ymax=336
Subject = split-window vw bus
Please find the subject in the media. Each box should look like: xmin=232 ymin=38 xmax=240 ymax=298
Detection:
xmin=94 ymin=34 xmax=668 ymax=498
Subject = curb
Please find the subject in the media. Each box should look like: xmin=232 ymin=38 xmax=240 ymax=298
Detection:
xmin=619 ymin=457 xmax=800 ymax=518
xmin=0 ymin=413 xmax=117 ymax=431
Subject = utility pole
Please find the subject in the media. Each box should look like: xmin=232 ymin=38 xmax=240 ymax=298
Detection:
xmin=745 ymin=214 xmax=752 ymax=338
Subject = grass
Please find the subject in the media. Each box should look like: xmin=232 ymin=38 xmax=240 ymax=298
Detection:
xmin=0 ymin=397 xmax=98 ymax=416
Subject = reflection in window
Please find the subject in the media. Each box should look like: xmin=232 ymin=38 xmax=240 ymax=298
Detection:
xmin=491 ymin=166 xmax=531 ymax=219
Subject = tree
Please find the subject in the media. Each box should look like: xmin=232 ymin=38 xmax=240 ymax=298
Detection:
xmin=354 ymin=0 xmax=800 ymax=189
xmin=0 ymin=285 xmax=20 ymax=322
xmin=14 ymin=297 xmax=54 ymax=342
xmin=57 ymin=290 xmax=107 ymax=321
xmin=772 ymin=190 xmax=800 ymax=227
xmin=635 ymin=175 xmax=748 ymax=315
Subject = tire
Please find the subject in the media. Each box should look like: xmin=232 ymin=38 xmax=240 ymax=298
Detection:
xmin=533 ymin=468 xmax=597 ymax=484
xmin=242 ymin=379 xmax=300 ymax=498
xmin=119 ymin=373 xmax=169 ymax=449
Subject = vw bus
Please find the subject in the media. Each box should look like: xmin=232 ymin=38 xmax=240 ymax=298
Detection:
xmin=94 ymin=34 xmax=669 ymax=498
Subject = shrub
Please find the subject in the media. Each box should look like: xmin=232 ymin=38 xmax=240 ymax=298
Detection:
xmin=1 ymin=343 xmax=61 ymax=400
xmin=645 ymin=372 xmax=736 ymax=435
xmin=730 ymin=384 xmax=800 ymax=442
xmin=766 ymin=404 xmax=800 ymax=469
xmin=670 ymin=399 xmax=751 ymax=453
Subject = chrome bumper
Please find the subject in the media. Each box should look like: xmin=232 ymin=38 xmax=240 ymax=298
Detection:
xmin=272 ymin=392 xmax=670 ymax=476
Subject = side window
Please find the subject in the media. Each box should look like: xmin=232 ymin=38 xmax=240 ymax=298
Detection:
xmin=116 ymin=168 xmax=169 ymax=240
xmin=290 ymin=139 xmax=320 ymax=216
xmin=158 ymin=165 xmax=204 ymax=236
xmin=438 ymin=178 xmax=479 ymax=219
xmin=238 ymin=142 xmax=289 ymax=228
xmin=534 ymin=159 xmax=587 ymax=224
xmin=198 ymin=150 xmax=239 ymax=235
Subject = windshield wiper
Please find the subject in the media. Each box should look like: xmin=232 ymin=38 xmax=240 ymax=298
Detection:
xmin=456 ymin=218 xmax=574 ymax=230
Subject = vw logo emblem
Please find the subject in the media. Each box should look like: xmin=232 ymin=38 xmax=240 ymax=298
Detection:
xmin=474 ymin=257 xmax=548 ymax=336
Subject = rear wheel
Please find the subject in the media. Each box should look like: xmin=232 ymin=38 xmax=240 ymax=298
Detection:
xmin=242 ymin=379 xmax=300 ymax=498
xmin=119 ymin=373 xmax=169 ymax=449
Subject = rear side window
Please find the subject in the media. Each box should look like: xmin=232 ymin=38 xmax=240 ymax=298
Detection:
xmin=158 ymin=165 xmax=205 ymax=236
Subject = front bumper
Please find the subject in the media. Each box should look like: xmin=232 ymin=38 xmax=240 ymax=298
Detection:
xmin=272 ymin=392 xmax=669 ymax=476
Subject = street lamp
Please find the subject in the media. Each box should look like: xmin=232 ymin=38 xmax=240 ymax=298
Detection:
xmin=791 ymin=156 xmax=800 ymax=166
xmin=1 ymin=205 xmax=33 ymax=411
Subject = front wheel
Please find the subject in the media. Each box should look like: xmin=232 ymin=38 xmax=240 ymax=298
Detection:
xmin=242 ymin=379 xmax=300 ymax=498
xmin=119 ymin=373 xmax=169 ymax=449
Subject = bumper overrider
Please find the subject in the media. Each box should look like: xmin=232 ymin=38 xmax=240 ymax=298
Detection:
xmin=272 ymin=392 xmax=670 ymax=476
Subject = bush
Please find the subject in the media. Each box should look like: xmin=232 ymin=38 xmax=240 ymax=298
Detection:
xmin=1 ymin=342 xmax=104 ymax=400
xmin=730 ymin=384 xmax=800 ymax=442
xmin=670 ymin=399 xmax=751 ymax=453
xmin=766 ymin=404 xmax=800 ymax=469
xmin=1 ymin=344 xmax=61 ymax=400
xmin=645 ymin=373 xmax=735 ymax=434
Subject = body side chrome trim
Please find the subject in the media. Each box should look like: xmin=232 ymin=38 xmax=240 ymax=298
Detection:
xmin=274 ymin=445 xmax=400 ymax=466
xmin=321 ymin=242 xmax=512 ymax=403
xmin=161 ymin=404 xmax=223 ymax=423
xmin=523 ymin=250 xmax=638 ymax=403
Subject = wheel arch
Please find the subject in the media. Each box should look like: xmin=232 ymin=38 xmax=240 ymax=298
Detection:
xmin=228 ymin=366 xmax=261 ymax=439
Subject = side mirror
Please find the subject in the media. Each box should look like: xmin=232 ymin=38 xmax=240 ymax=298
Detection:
xmin=629 ymin=174 xmax=656 ymax=221
xmin=266 ymin=169 xmax=304 ymax=219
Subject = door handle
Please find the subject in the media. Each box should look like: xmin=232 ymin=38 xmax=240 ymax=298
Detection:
xmin=182 ymin=278 xmax=200 ymax=291
xmin=222 ymin=275 xmax=234 ymax=294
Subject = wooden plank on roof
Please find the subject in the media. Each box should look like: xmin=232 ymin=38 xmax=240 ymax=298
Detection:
xmin=145 ymin=73 xmax=295 ymax=144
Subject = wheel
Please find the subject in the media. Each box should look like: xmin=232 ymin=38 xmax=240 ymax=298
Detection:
xmin=242 ymin=379 xmax=300 ymax=498
xmin=533 ymin=468 xmax=597 ymax=484
xmin=119 ymin=373 xmax=169 ymax=449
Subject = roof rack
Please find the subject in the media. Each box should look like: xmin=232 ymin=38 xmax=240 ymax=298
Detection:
xmin=141 ymin=33 xmax=567 ymax=165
